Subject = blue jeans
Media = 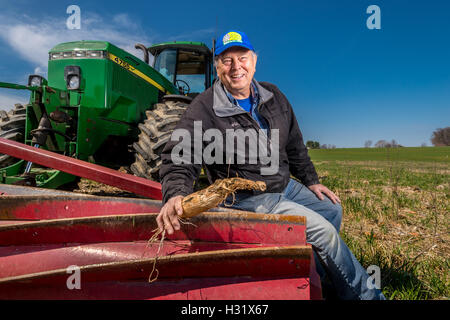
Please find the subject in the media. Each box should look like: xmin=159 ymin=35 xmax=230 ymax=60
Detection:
xmin=222 ymin=179 xmax=386 ymax=300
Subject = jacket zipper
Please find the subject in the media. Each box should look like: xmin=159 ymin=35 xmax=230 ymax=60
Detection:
xmin=245 ymin=104 xmax=273 ymax=152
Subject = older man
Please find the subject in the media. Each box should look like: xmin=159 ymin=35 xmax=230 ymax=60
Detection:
xmin=156 ymin=30 xmax=385 ymax=300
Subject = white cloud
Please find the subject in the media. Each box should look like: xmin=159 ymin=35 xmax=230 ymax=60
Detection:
xmin=112 ymin=13 xmax=140 ymax=30
xmin=0 ymin=92 xmax=28 ymax=112
xmin=33 ymin=66 xmax=46 ymax=76
xmin=0 ymin=12 xmax=156 ymax=72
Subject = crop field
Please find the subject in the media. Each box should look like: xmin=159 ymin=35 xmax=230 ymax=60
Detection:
xmin=309 ymin=146 xmax=449 ymax=300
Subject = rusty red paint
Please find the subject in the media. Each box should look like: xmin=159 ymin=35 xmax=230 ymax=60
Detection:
xmin=0 ymin=241 xmax=268 ymax=279
xmin=0 ymin=212 xmax=306 ymax=246
xmin=0 ymin=276 xmax=317 ymax=300
xmin=0 ymin=195 xmax=162 ymax=220
xmin=1 ymin=245 xmax=312 ymax=284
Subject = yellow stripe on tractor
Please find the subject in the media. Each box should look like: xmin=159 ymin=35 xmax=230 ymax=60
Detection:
xmin=108 ymin=53 xmax=169 ymax=94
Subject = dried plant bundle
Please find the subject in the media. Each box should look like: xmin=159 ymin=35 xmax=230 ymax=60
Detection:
xmin=181 ymin=177 xmax=266 ymax=218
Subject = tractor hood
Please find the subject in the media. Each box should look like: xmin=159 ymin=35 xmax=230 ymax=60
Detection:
xmin=50 ymin=41 xmax=110 ymax=52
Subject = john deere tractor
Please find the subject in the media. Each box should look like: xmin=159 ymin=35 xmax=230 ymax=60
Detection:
xmin=0 ymin=40 xmax=213 ymax=188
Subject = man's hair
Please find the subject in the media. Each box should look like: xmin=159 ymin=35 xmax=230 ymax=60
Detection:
xmin=214 ymin=50 xmax=258 ymax=67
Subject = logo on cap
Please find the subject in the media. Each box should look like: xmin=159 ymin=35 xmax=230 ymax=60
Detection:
xmin=223 ymin=32 xmax=243 ymax=45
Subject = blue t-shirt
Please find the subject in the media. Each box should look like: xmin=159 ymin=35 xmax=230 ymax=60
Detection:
xmin=236 ymin=97 xmax=253 ymax=114
xmin=224 ymin=82 xmax=269 ymax=133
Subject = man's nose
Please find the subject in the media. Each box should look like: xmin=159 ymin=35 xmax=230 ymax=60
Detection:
xmin=231 ymin=58 xmax=241 ymax=70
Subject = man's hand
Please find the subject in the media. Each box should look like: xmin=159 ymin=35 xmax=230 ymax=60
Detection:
xmin=156 ymin=195 xmax=184 ymax=235
xmin=308 ymin=184 xmax=341 ymax=204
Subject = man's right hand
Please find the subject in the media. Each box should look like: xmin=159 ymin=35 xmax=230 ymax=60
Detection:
xmin=156 ymin=195 xmax=184 ymax=235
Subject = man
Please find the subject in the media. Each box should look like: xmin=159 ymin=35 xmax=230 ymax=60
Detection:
xmin=156 ymin=30 xmax=385 ymax=300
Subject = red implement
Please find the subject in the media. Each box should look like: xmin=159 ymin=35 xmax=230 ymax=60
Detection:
xmin=0 ymin=171 xmax=322 ymax=300
xmin=0 ymin=207 xmax=322 ymax=300
xmin=0 ymin=137 xmax=162 ymax=199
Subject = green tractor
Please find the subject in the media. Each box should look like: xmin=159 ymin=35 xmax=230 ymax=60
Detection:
xmin=0 ymin=40 xmax=213 ymax=188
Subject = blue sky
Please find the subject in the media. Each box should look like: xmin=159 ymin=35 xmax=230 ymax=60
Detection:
xmin=0 ymin=0 xmax=448 ymax=147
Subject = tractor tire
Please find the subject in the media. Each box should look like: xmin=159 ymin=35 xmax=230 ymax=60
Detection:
xmin=0 ymin=104 xmax=27 ymax=168
xmin=131 ymin=99 xmax=189 ymax=182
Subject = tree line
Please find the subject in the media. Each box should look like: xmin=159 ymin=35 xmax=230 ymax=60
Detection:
xmin=306 ymin=128 xmax=449 ymax=149
xmin=364 ymin=139 xmax=401 ymax=148
xmin=364 ymin=127 xmax=449 ymax=148
xmin=306 ymin=141 xmax=336 ymax=149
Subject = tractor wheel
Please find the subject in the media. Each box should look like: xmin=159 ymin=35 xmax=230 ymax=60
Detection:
xmin=0 ymin=104 xmax=27 ymax=168
xmin=131 ymin=99 xmax=189 ymax=182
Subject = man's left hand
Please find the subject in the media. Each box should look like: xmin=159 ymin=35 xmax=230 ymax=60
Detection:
xmin=308 ymin=184 xmax=341 ymax=204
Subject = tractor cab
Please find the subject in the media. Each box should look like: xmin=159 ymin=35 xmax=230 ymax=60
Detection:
xmin=146 ymin=42 xmax=213 ymax=98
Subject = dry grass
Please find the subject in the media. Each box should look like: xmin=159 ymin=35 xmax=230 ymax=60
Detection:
xmin=314 ymin=159 xmax=449 ymax=300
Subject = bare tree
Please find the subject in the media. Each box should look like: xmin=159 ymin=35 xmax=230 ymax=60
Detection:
xmin=431 ymin=127 xmax=450 ymax=146
xmin=375 ymin=140 xmax=388 ymax=148
xmin=364 ymin=140 xmax=372 ymax=148
xmin=374 ymin=139 xmax=403 ymax=148
xmin=390 ymin=139 xmax=401 ymax=148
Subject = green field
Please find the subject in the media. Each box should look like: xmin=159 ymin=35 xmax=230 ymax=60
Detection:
xmin=309 ymin=146 xmax=449 ymax=300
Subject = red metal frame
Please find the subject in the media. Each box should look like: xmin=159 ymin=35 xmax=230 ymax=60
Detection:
xmin=0 ymin=209 xmax=322 ymax=300
xmin=0 ymin=195 xmax=162 ymax=220
xmin=0 ymin=137 xmax=162 ymax=199
xmin=0 ymin=211 xmax=307 ymax=245
xmin=0 ymin=276 xmax=319 ymax=300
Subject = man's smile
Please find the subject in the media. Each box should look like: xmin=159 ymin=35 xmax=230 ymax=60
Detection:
xmin=230 ymin=74 xmax=246 ymax=80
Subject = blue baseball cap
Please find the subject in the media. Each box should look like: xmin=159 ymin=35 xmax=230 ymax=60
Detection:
xmin=214 ymin=30 xmax=255 ymax=56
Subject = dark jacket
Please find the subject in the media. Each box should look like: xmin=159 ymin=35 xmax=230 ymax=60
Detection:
xmin=159 ymin=79 xmax=319 ymax=203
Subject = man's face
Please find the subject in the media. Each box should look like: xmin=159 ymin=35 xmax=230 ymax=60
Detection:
xmin=215 ymin=47 xmax=257 ymax=98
